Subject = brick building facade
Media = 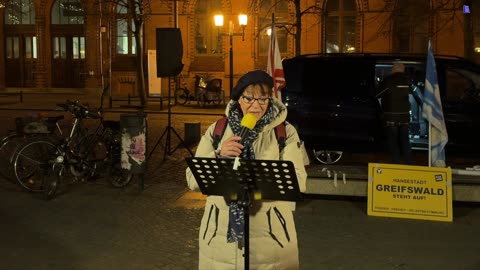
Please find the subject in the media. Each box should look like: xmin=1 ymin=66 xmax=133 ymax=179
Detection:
xmin=0 ymin=0 xmax=478 ymax=98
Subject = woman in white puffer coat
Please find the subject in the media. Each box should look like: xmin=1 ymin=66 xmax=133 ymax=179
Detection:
xmin=186 ymin=70 xmax=307 ymax=270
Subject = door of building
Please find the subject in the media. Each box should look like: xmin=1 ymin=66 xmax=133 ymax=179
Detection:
xmin=51 ymin=33 xmax=85 ymax=88
xmin=5 ymin=33 xmax=37 ymax=87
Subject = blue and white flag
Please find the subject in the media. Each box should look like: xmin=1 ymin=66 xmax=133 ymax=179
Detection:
xmin=422 ymin=41 xmax=448 ymax=167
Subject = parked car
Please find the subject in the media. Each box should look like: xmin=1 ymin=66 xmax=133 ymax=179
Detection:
xmin=282 ymin=53 xmax=480 ymax=164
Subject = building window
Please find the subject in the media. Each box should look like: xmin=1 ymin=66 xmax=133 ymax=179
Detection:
xmin=51 ymin=0 xmax=84 ymax=24
xmin=72 ymin=36 xmax=85 ymax=59
xmin=51 ymin=36 xmax=84 ymax=59
xmin=473 ymin=2 xmax=480 ymax=54
xmin=5 ymin=0 xmax=37 ymax=60
xmin=258 ymin=0 xmax=289 ymax=56
xmin=6 ymin=37 xmax=20 ymax=59
xmin=25 ymin=36 xmax=37 ymax=59
xmin=4 ymin=0 xmax=35 ymax=24
xmin=116 ymin=0 xmax=138 ymax=55
xmin=325 ymin=0 xmax=357 ymax=53
xmin=52 ymin=37 xmax=66 ymax=59
xmin=393 ymin=0 xmax=429 ymax=53
xmin=195 ymin=0 xmax=222 ymax=55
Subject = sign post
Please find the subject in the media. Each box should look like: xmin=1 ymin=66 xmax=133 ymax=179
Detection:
xmin=367 ymin=163 xmax=452 ymax=222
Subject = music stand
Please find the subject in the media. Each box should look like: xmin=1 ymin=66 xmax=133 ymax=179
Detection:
xmin=186 ymin=157 xmax=302 ymax=270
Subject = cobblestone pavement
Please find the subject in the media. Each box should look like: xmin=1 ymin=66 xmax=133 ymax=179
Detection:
xmin=1 ymin=93 xmax=480 ymax=270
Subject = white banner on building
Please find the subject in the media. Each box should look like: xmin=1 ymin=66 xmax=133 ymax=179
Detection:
xmin=148 ymin=50 xmax=161 ymax=96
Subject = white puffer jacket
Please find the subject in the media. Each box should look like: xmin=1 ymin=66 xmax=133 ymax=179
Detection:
xmin=186 ymin=99 xmax=307 ymax=270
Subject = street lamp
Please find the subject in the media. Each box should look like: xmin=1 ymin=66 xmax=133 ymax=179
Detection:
xmin=214 ymin=14 xmax=247 ymax=94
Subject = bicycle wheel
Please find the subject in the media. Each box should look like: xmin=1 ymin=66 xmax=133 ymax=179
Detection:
xmin=43 ymin=163 xmax=63 ymax=200
xmin=0 ymin=133 xmax=24 ymax=180
xmin=109 ymin=161 xmax=134 ymax=188
xmin=212 ymin=93 xmax=221 ymax=105
xmin=14 ymin=140 xmax=59 ymax=192
xmin=197 ymin=92 xmax=206 ymax=107
xmin=175 ymin=88 xmax=189 ymax=105
xmin=71 ymin=134 xmax=107 ymax=179
xmin=104 ymin=130 xmax=133 ymax=187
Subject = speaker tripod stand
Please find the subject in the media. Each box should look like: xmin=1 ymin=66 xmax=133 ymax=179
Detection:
xmin=149 ymin=76 xmax=193 ymax=160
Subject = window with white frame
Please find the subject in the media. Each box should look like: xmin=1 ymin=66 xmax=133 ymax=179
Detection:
xmin=393 ymin=0 xmax=429 ymax=53
xmin=258 ymin=0 xmax=288 ymax=56
xmin=116 ymin=0 xmax=138 ymax=55
xmin=195 ymin=0 xmax=222 ymax=55
xmin=325 ymin=0 xmax=357 ymax=53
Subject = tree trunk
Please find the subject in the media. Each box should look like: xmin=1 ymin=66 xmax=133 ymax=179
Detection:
xmin=134 ymin=22 xmax=147 ymax=107
xmin=294 ymin=0 xmax=302 ymax=56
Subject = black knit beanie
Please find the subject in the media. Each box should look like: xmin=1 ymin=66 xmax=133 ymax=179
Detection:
xmin=231 ymin=70 xmax=273 ymax=101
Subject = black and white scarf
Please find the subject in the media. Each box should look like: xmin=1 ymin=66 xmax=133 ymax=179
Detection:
xmin=225 ymin=102 xmax=276 ymax=246
xmin=227 ymin=103 xmax=275 ymax=159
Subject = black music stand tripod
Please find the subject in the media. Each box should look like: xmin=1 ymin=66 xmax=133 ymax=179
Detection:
xmin=149 ymin=77 xmax=193 ymax=160
xmin=186 ymin=157 xmax=302 ymax=270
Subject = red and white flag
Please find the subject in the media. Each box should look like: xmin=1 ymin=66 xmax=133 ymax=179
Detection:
xmin=267 ymin=18 xmax=285 ymax=101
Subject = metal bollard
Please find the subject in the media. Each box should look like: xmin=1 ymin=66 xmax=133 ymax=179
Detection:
xmin=184 ymin=122 xmax=201 ymax=146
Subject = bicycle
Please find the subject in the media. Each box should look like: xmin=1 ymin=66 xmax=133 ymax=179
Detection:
xmin=174 ymin=76 xmax=198 ymax=105
xmin=175 ymin=76 xmax=225 ymax=107
xmin=0 ymin=115 xmax=63 ymax=188
xmin=13 ymin=96 xmax=133 ymax=199
xmin=196 ymin=78 xmax=225 ymax=107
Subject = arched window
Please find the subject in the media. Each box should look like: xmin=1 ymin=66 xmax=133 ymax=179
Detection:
xmin=116 ymin=0 xmax=138 ymax=55
xmin=325 ymin=0 xmax=357 ymax=53
xmin=258 ymin=0 xmax=288 ymax=56
xmin=51 ymin=0 xmax=84 ymax=24
xmin=4 ymin=0 xmax=35 ymax=24
xmin=195 ymin=0 xmax=222 ymax=55
xmin=51 ymin=0 xmax=84 ymax=60
xmin=393 ymin=0 xmax=429 ymax=53
xmin=5 ymin=0 xmax=36 ymax=60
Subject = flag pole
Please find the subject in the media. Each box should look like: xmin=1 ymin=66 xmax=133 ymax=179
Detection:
xmin=271 ymin=13 xmax=275 ymax=42
xmin=267 ymin=13 xmax=286 ymax=101
xmin=271 ymin=13 xmax=275 ymax=78
xmin=428 ymin=123 xmax=432 ymax=167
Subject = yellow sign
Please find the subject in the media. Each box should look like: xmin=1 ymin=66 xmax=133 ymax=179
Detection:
xmin=367 ymin=163 xmax=452 ymax=222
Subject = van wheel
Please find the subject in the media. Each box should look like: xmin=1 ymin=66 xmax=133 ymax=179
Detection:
xmin=312 ymin=150 xmax=343 ymax=164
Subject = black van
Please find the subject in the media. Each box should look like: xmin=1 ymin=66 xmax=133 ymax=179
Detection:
xmin=282 ymin=54 xmax=480 ymax=164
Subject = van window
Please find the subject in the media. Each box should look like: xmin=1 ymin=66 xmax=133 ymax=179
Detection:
xmin=374 ymin=63 xmax=424 ymax=95
xmin=445 ymin=69 xmax=477 ymax=102
xmin=300 ymin=59 xmax=372 ymax=97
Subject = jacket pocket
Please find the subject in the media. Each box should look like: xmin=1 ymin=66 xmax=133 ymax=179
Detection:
xmin=202 ymin=203 xmax=220 ymax=245
xmin=266 ymin=207 xmax=291 ymax=248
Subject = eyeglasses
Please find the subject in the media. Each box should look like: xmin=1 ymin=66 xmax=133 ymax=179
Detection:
xmin=241 ymin=96 xmax=271 ymax=105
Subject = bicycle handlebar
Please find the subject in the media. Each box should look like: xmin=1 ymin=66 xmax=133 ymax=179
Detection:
xmin=55 ymin=100 xmax=100 ymax=119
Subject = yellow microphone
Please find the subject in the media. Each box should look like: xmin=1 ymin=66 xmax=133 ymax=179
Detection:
xmin=238 ymin=113 xmax=258 ymax=144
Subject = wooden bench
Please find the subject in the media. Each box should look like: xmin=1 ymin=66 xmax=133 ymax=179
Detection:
xmin=0 ymin=91 xmax=23 ymax=103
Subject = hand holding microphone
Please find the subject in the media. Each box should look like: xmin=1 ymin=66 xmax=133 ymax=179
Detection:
xmin=238 ymin=113 xmax=257 ymax=145
xmin=218 ymin=113 xmax=257 ymax=157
